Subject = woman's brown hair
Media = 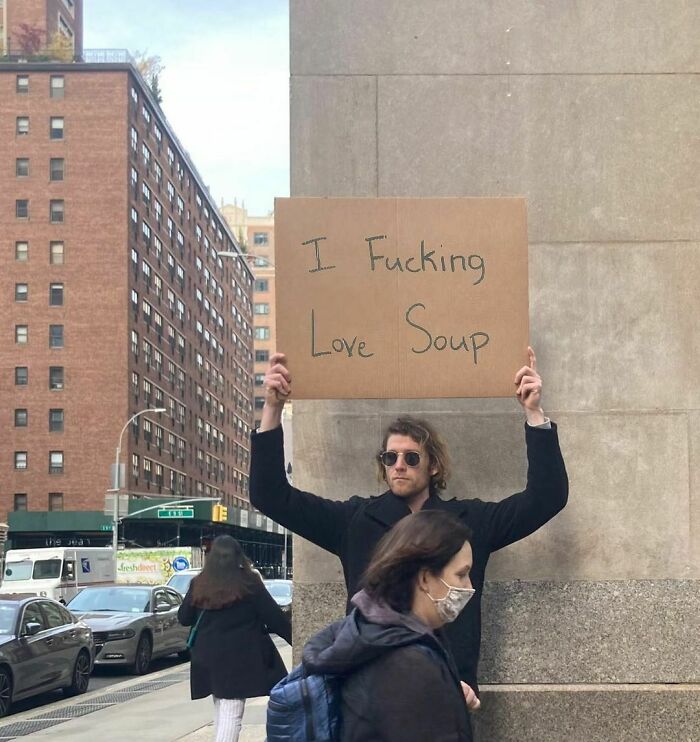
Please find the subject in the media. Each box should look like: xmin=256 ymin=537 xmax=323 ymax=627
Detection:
xmin=190 ymin=535 xmax=259 ymax=609
xmin=376 ymin=416 xmax=451 ymax=494
xmin=362 ymin=511 xmax=472 ymax=613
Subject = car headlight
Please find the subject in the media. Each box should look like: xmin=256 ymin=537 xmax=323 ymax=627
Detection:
xmin=104 ymin=629 xmax=136 ymax=641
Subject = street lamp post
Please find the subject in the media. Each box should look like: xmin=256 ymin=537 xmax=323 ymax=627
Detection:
xmin=218 ymin=251 xmax=275 ymax=269
xmin=112 ymin=408 xmax=166 ymax=564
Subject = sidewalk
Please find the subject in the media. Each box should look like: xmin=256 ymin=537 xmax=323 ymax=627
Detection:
xmin=2 ymin=642 xmax=291 ymax=741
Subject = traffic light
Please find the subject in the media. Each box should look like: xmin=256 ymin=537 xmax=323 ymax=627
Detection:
xmin=212 ymin=503 xmax=228 ymax=523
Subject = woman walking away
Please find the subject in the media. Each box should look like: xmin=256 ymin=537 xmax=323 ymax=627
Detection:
xmin=303 ymin=510 xmax=477 ymax=741
xmin=179 ymin=535 xmax=291 ymax=742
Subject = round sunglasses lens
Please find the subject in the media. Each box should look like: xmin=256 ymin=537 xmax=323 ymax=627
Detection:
xmin=404 ymin=452 xmax=421 ymax=467
xmin=380 ymin=452 xmax=398 ymax=466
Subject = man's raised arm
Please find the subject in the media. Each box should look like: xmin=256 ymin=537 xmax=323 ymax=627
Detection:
xmin=249 ymin=352 xmax=354 ymax=556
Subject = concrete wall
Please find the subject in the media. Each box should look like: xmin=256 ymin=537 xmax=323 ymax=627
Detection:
xmin=289 ymin=2 xmax=700 ymax=739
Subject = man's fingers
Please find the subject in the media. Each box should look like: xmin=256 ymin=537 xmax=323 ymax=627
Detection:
xmin=269 ymin=352 xmax=287 ymax=366
xmin=514 ymin=367 xmax=539 ymax=385
xmin=528 ymin=346 xmax=537 ymax=373
xmin=268 ymin=364 xmax=291 ymax=382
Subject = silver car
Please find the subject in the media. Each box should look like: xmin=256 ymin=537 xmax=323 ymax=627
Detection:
xmin=166 ymin=568 xmax=201 ymax=596
xmin=66 ymin=585 xmax=189 ymax=675
xmin=0 ymin=596 xmax=93 ymax=717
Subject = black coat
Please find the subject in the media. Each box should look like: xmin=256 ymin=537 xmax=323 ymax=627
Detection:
xmin=250 ymin=422 xmax=568 ymax=691
xmin=304 ymin=592 xmax=473 ymax=742
xmin=178 ymin=579 xmax=292 ymax=700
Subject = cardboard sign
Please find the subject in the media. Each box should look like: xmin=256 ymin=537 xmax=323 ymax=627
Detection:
xmin=275 ymin=198 xmax=529 ymax=399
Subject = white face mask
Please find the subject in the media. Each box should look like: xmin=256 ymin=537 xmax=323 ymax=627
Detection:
xmin=425 ymin=578 xmax=475 ymax=624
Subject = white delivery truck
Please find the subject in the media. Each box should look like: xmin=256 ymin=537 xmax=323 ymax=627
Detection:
xmin=0 ymin=547 xmax=115 ymax=603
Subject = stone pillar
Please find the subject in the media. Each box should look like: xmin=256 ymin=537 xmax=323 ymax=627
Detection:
xmin=289 ymin=2 xmax=700 ymax=738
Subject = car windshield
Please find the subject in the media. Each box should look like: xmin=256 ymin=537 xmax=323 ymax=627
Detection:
xmin=167 ymin=573 xmax=195 ymax=594
xmin=0 ymin=604 xmax=18 ymax=635
xmin=4 ymin=561 xmax=33 ymax=581
xmin=265 ymin=582 xmax=292 ymax=599
xmin=67 ymin=587 xmax=151 ymax=613
xmin=4 ymin=559 xmax=61 ymax=581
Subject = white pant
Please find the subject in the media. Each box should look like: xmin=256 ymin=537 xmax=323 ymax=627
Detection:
xmin=213 ymin=697 xmax=246 ymax=742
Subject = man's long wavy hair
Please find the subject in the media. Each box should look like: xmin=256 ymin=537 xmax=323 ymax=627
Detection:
xmin=362 ymin=511 xmax=472 ymax=614
xmin=190 ymin=535 xmax=259 ymax=609
xmin=376 ymin=416 xmax=451 ymax=495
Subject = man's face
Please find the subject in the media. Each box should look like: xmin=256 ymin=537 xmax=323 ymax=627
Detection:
xmin=382 ymin=434 xmax=437 ymax=500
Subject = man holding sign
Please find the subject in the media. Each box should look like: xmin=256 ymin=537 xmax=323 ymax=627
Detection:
xmin=249 ymin=347 xmax=568 ymax=696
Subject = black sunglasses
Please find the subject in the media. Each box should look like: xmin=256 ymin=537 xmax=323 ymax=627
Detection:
xmin=379 ymin=450 xmax=422 ymax=468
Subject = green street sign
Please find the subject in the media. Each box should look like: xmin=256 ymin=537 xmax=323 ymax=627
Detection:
xmin=157 ymin=507 xmax=194 ymax=519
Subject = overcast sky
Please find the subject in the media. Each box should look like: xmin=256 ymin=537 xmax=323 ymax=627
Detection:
xmin=85 ymin=0 xmax=289 ymax=215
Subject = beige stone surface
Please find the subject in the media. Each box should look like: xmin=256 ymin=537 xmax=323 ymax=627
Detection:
xmin=290 ymin=76 xmax=377 ymax=198
xmin=376 ymin=75 xmax=699 ymax=242
xmin=531 ymin=242 xmax=700 ymax=413
xmin=487 ymin=411 xmax=692 ymax=580
xmin=689 ymin=412 xmax=700 ymax=571
xmin=292 ymin=0 xmax=700 ymax=75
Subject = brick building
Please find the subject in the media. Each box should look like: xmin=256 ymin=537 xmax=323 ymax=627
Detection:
xmin=221 ymin=206 xmax=276 ymax=428
xmin=0 ymin=59 xmax=287 ymax=567
xmin=1 ymin=0 xmax=83 ymax=59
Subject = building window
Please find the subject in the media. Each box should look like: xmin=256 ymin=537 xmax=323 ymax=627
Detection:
xmin=255 ymin=350 xmax=269 ymax=363
xmin=50 ymin=200 xmax=64 ymax=223
xmin=49 ymin=409 xmax=64 ymax=432
xmin=50 ymin=158 xmax=65 ymax=181
xmin=254 ymin=279 xmax=268 ymax=292
xmin=14 ymin=494 xmax=28 ymax=512
xmin=14 ymin=409 xmax=28 ymax=427
xmin=16 ymin=116 xmax=29 ymax=135
xmin=254 ymin=303 xmax=270 ymax=315
xmin=49 ymin=451 xmax=64 ymax=474
xmin=49 ymin=366 xmax=64 ymax=390
xmin=16 ymin=158 xmax=29 ymax=177
xmin=50 ymin=117 xmax=64 ymax=140
xmin=50 ymin=76 xmax=65 ymax=99
xmin=49 ymin=493 xmax=64 ymax=511
xmin=49 ymin=283 xmax=64 ymax=305
xmin=254 ymin=256 xmax=269 ymax=267
xmin=253 ymin=232 xmax=269 ymax=246
xmin=16 ymin=75 xmax=29 ymax=94
xmin=254 ymin=373 xmax=265 ymax=386
xmin=15 ymin=283 xmax=28 ymax=302
xmin=15 ymin=325 xmax=28 ymax=344
xmin=14 ymin=452 xmax=28 ymax=470
xmin=254 ymin=327 xmax=270 ymax=341
xmin=16 ymin=241 xmax=29 ymax=261
xmin=16 ymin=200 xmax=29 ymax=219
xmin=254 ymin=397 xmax=265 ymax=410
xmin=49 ymin=325 xmax=64 ymax=348
xmin=50 ymin=242 xmax=64 ymax=264
xmin=15 ymin=367 xmax=29 ymax=386
xmin=130 ymin=126 xmax=138 ymax=151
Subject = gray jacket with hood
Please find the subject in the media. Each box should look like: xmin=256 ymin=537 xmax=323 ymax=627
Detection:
xmin=302 ymin=591 xmax=473 ymax=742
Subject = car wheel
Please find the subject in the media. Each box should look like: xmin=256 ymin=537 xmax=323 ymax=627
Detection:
xmin=0 ymin=669 xmax=12 ymax=718
xmin=132 ymin=634 xmax=152 ymax=675
xmin=64 ymin=650 xmax=91 ymax=697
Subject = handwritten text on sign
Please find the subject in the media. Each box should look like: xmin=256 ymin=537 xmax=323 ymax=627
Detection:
xmin=275 ymin=198 xmax=529 ymax=399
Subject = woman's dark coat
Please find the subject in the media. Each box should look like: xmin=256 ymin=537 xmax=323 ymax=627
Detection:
xmin=304 ymin=590 xmax=473 ymax=742
xmin=178 ymin=578 xmax=292 ymax=700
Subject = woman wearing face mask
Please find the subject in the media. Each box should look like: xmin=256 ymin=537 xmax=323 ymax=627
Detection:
xmin=302 ymin=510 xmax=477 ymax=742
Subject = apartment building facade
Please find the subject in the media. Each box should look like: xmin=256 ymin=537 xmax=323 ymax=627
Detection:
xmin=0 ymin=61 xmax=287 ymax=560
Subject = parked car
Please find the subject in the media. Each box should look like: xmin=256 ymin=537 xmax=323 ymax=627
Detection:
xmin=263 ymin=579 xmax=293 ymax=620
xmin=0 ymin=595 xmax=93 ymax=717
xmin=66 ymin=585 xmax=189 ymax=675
xmin=166 ymin=568 xmax=201 ymax=596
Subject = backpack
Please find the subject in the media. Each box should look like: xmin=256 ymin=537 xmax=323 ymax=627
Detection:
xmin=266 ymin=662 xmax=342 ymax=742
